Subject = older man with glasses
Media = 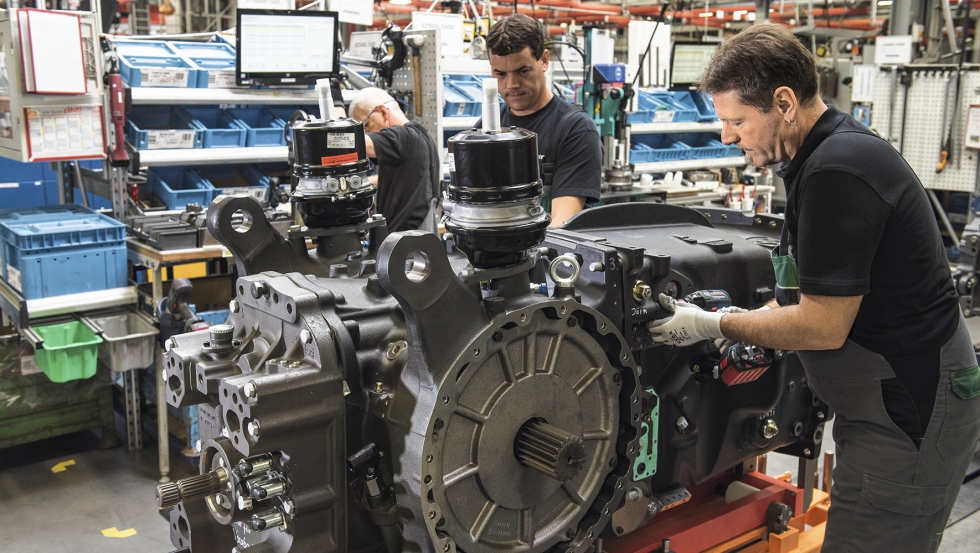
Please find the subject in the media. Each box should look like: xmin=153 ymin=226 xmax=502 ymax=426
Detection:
xmin=350 ymin=87 xmax=441 ymax=233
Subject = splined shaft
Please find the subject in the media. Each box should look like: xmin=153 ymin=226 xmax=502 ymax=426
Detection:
xmin=156 ymin=468 xmax=228 ymax=508
xmin=515 ymin=419 xmax=586 ymax=482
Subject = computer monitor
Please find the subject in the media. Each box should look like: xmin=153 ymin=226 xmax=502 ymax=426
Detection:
xmin=236 ymin=9 xmax=340 ymax=86
xmin=670 ymin=42 xmax=718 ymax=89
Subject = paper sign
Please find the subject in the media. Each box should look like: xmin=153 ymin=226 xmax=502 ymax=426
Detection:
xmin=237 ymin=0 xmax=295 ymax=9
xmin=348 ymin=31 xmax=383 ymax=59
xmin=411 ymin=12 xmax=465 ymax=58
xmin=327 ymin=133 xmax=355 ymax=148
xmin=25 ymin=105 xmax=104 ymax=161
xmin=875 ymin=36 xmax=913 ymax=65
xmin=330 ymin=0 xmax=373 ymax=26
xmin=26 ymin=10 xmax=87 ymax=94
xmin=851 ymin=65 xmax=877 ymax=103
xmin=208 ymin=71 xmax=237 ymax=88
xmin=146 ymin=129 xmax=196 ymax=150
xmin=142 ymin=68 xmax=189 ymax=87
xmin=964 ymin=105 xmax=980 ymax=150
xmin=628 ymin=21 xmax=671 ymax=88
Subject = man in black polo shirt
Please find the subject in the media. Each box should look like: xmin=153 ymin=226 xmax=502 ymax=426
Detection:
xmin=482 ymin=14 xmax=601 ymax=226
xmin=350 ymin=87 xmax=441 ymax=233
xmin=648 ymin=24 xmax=980 ymax=551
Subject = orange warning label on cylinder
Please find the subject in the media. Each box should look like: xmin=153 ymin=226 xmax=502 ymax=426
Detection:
xmin=321 ymin=153 xmax=359 ymax=166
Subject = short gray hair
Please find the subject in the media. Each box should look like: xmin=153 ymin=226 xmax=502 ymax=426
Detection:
xmin=350 ymin=87 xmax=401 ymax=119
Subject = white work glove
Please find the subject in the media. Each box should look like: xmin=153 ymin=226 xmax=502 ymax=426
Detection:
xmin=648 ymin=293 xmax=725 ymax=347
xmin=718 ymin=304 xmax=772 ymax=314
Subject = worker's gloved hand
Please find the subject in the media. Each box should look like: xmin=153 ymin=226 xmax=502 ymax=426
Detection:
xmin=648 ymin=293 xmax=726 ymax=347
xmin=718 ymin=304 xmax=772 ymax=314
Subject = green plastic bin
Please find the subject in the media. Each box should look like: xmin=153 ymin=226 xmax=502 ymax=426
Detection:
xmin=32 ymin=321 xmax=103 ymax=383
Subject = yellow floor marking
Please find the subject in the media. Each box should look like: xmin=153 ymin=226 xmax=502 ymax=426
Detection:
xmin=50 ymin=460 xmax=75 ymax=473
xmin=101 ymin=527 xmax=137 ymax=538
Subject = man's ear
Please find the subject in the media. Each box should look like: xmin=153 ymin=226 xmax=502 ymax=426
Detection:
xmin=540 ymin=48 xmax=550 ymax=70
xmin=773 ymin=86 xmax=798 ymax=122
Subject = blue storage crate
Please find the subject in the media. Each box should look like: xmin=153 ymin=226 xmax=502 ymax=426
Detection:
xmin=443 ymin=81 xmax=480 ymax=117
xmin=0 ymin=204 xmax=126 ymax=253
xmin=650 ymin=91 xmax=699 ymax=122
xmin=113 ymin=40 xmax=177 ymax=58
xmin=632 ymin=135 xmax=692 ymax=161
xmin=0 ymin=181 xmax=48 ymax=209
xmin=3 ymin=242 xmax=127 ymax=299
xmin=451 ymin=80 xmax=505 ymax=110
xmin=148 ymin=167 xmax=215 ymax=209
xmin=0 ymin=157 xmax=46 ymax=181
xmin=674 ymin=90 xmax=717 ymax=122
xmin=166 ymin=41 xmax=235 ymax=59
xmin=226 ymin=108 xmax=286 ymax=146
xmin=246 ymin=163 xmax=290 ymax=189
xmin=629 ymin=144 xmax=655 ymax=163
xmin=197 ymin=309 xmax=230 ymax=327
xmin=0 ymin=204 xmax=127 ymax=299
xmin=127 ymin=106 xmax=202 ymax=150
xmin=179 ymin=107 xmax=247 ymax=148
xmin=631 ymin=91 xmax=685 ymax=123
xmin=186 ymin=58 xmax=236 ymax=88
xmin=119 ymin=55 xmax=198 ymax=88
xmin=195 ymin=165 xmax=267 ymax=201
xmin=675 ymin=133 xmax=740 ymax=159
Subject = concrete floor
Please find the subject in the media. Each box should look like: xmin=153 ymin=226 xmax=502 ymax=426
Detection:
xmin=2 ymin=321 xmax=980 ymax=552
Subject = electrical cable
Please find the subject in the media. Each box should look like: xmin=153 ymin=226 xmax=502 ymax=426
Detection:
xmin=545 ymin=39 xmax=587 ymax=110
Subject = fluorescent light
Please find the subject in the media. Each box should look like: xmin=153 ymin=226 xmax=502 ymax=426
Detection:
xmin=877 ymin=0 xmax=892 ymax=5
xmin=699 ymin=12 xmax=713 ymax=17
xmin=716 ymin=10 xmax=724 ymax=17
xmin=389 ymin=0 xmax=412 ymax=5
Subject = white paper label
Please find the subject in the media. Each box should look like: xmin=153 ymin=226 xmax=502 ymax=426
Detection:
xmin=327 ymin=133 xmax=356 ymax=149
xmin=7 ymin=263 xmax=21 ymax=291
xmin=222 ymin=187 xmax=266 ymax=200
xmin=653 ymin=110 xmax=676 ymax=123
xmin=146 ymin=130 xmax=197 ymax=150
xmin=448 ymin=153 xmax=455 ymax=172
xmin=25 ymin=106 xmax=105 ymax=161
xmin=328 ymin=0 xmax=373 ymax=26
xmin=142 ymin=68 xmax=189 ymax=87
xmin=0 ymin=182 xmax=19 ymax=189
xmin=411 ymin=12 xmax=465 ymax=58
xmin=875 ymin=36 xmax=913 ymax=65
xmin=851 ymin=65 xmax=877 ymax=103
xmin=208 ymin=71 xmax=237 ymax=88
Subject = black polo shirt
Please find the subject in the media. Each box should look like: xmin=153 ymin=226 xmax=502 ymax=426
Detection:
xmin=777 ymin=105 xmax=960 ymax=443
xmin=369 ymin=121 xmax=441 ymax=232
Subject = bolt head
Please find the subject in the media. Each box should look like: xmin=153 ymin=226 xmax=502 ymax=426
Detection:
xmin=648 ymin=500 xmax=661 ymax=515
xmin=300 ymin=329 xmax=313 ymax=344
xmin=244 ymin=382 xmax=257 ymax=398
xmin=229 ymin=300 xmax=240 ymax=313
xmin=803 ymin=448 xmax=812 ymax=456
xmin=248 ymin=419 xmax=261 ymax=437
xmin=281 ymin=499 xmax=295 ymax=515
xmin=817 ymin=411 xmax=825 ymax=420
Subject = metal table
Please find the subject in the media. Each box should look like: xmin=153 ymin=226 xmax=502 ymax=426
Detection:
xmin=126 ymin=238 xmax=227 ymax=483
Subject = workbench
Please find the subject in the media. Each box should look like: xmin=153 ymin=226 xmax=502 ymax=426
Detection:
xmin=126 ymin=238 xmax=227 ymax=483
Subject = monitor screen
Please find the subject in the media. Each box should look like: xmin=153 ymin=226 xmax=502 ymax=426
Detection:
xmin=236 ymin=9 xmax=339 ymax=86
xmin=670 ymin=42 xmax=718 ymax=88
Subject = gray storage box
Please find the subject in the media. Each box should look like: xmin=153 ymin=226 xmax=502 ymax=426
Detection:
xmin=84 ymin=310 xmax=159 ymax=372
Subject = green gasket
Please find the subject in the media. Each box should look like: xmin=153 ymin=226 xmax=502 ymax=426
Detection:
xmin=632 ymin=388 xmax=659 ymax=481
xmin=951 ymin=365 xmax=980 ymax=400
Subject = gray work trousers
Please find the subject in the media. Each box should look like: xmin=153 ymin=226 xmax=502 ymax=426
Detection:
xmin=797 ymin=315 xmax=980 ymax=552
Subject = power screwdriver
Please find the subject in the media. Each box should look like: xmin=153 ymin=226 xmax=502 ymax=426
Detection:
xmin=683 ymin=290 xmax=731 ymax=311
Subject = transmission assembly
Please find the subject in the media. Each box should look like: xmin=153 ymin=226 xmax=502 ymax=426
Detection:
xmin=157 ymin=122 xmax=829 ymax=553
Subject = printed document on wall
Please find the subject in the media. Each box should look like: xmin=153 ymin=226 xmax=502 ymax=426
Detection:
xmin=20 ymin=10 xmax=87 ymax=94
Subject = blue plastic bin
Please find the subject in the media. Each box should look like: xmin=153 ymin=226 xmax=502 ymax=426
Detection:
xmin=226 ymin=108 xmax=287 ymax=146
xmin=179 ymin=107 xmax=247 ymax=148
xmin=672 ymin=91 xmax=717 ymax=122
xmin=675 ymin=133 xmax=740 ymax=159
xmin=195 ymin=165 xmax=267 ymax=201
xmin=148 ymin=167 xmax=215 ymax=209
xmin=127 ymin=106 xmax=202 ymax=150
xmin=166 ymin=41 xmax=235 ymax=59
xmin=443 ymin=81 xmax=480 ymax=117
xmin=629 ymin=144 xmax=655 ymax=163
xmin=0 ymin=204 xmax=127 ymax=299
xmin=113 ymin=40 xmax=177 ymax=58
xmin=186 ymin=58 xmax=237 ymax=88
xmin=632 ymin=135 xmax=692 ymax=161
xmin=650 ymin=91 xmax=699 ymax=122
xmin=119 ymin=55 xmax=197 ymax=88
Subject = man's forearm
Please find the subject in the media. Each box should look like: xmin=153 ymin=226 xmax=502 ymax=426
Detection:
xmin=720 ymin=294 xmax=861 ymax=351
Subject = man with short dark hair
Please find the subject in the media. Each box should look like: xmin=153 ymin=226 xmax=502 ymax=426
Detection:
xmin=648 ymin=24 xmax=980 ymax=552
xmin=350 ymin=87 xmax=441 ymax=233
xmin=483 ymin=14 xmax=601 ymax=226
